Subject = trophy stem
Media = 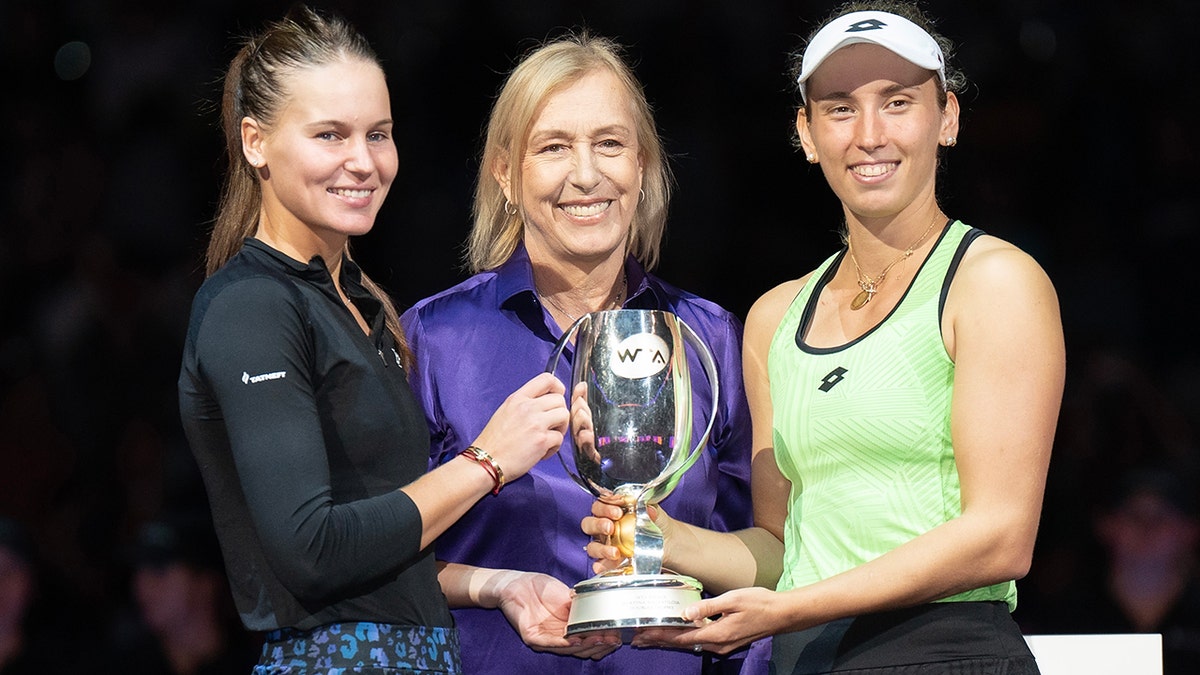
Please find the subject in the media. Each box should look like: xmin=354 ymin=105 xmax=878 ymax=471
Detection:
xmin=631 ymin=497 xmax=663 ymax=576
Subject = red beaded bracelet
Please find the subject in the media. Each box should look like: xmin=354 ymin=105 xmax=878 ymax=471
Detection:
xmin=460 ymin=445 xmax=505 ymax=496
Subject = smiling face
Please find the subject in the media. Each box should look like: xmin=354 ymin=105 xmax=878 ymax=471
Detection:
xmin=798 ymin=43 xmax=957 ymax=223
xmin=243 ymin=57 xmax=397 ymax=253
xmin=500 ymin=68 xmax=644 ymax=268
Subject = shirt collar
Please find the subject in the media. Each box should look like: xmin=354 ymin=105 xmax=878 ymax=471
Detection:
xmin=243 ymin=238 xmax=383 ymax=330
xmin=244 ymin=237 xmax=336 ymax=281
xmin=492 ymin=241 xmax=665 ymax=312
xmin=493 ymin=242 xmax=539 ymax=310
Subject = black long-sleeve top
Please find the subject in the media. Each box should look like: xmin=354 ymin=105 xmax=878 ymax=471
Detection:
xmin=178 ymin=238 xmax=451 ymax=632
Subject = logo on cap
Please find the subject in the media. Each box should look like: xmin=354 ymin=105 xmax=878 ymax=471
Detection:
xmin=846 ymin=19 xmax=887 ymax=33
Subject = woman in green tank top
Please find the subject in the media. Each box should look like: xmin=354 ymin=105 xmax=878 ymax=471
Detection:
xmin=583 ymin=2 xmax=1065 ymax=672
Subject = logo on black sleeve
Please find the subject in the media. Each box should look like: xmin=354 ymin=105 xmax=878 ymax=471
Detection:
xmin=242 ymin=370 xmax=287 ymax=384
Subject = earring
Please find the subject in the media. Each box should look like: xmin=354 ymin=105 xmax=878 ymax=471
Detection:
xmin=639 ymin=189 xmax=646 ymax=203
xmin=806 ymin=153 xmax=819 ymax=164
xmin=504 ymin=200 xmax=518 ymax=216
xmin=944 ymin=136 xmax=957 ymax=147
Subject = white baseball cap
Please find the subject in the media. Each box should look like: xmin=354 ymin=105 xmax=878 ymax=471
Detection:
xmin=797 ymin=10 xmax=945 ymax=102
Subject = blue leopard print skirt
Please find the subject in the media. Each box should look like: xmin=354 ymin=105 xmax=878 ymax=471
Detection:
xmin=254 ymin=622 xmax=461 ymax=674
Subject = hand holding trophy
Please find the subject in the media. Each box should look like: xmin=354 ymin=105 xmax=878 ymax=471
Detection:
xmin=546 ymin=309 xmax=718 ymax=637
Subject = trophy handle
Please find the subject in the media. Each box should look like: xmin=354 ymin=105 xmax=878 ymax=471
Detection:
xmin=676 ymin=317 xmax=720 ymax=475
xmin=545 ymin=313 xmax=593 ymax=494
xmin=637 ymin=315 xmax=720 ymax=503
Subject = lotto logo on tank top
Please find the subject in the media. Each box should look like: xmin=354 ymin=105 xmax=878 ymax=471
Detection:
xmin=819 ymin=366 xmax=848 ymax=392
xmin=610 ymin=333 xmax=670 ymax=379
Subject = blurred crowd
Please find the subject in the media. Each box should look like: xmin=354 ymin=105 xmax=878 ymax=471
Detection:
xmin=2 ymin=0 xmax=1199 ymax=672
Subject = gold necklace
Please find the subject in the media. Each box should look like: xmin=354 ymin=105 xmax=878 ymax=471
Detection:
xmin=847 ymin=218 xmax=940 ymax=310
xmin=539 ymin=275 xmax=628 ymax=321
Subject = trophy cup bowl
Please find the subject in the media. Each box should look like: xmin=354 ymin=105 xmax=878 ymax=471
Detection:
xmin=545 ymin=309 xmax=719 ymax=636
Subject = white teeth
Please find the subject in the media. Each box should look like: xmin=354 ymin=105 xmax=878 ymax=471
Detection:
xmin=852 ymin=163 xmax=896 ymax=177
xmin=331 ymin=188 xmax=371 ymax=198
xmin=561 ymin=201 xmax=610 ymax=217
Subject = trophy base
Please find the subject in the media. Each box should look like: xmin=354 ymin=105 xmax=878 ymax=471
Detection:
xmin=565 ymin=572 xmax=703 ymax=637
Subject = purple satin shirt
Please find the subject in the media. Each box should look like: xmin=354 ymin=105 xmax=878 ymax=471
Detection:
xmin=401 ymin=243 xmax=767 ymax=673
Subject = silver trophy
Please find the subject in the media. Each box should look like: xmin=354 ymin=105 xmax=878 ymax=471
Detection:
xmin=545 ymin=309 xmax=719 ymax=636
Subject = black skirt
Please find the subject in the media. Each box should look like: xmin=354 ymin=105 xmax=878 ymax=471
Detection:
xmin=770 ymin=601 xmax=1039 ymax=675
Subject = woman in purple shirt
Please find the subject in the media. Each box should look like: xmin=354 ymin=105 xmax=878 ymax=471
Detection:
xmin=401 ymin=32 xmax=762 ymax=674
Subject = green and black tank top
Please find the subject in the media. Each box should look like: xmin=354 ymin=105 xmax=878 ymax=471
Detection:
xmin=768 ymin=220 xmax=1016 ymax=610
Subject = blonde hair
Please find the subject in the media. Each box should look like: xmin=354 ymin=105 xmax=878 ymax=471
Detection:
xmin=209 ymin=5 xmax=411 ymax=367
xmin=467 ymin=32 xmax=672 ymax=273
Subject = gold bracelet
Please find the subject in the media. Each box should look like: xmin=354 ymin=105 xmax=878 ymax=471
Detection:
xmin=460 ymin=445 xmax=505 ymax=496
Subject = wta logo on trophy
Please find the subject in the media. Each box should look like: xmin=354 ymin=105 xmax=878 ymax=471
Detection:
xmin=611 ymin=333 xmax=670 ymax=379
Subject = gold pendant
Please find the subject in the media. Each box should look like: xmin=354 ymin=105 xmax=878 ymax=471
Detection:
xmin=850 ymin=290 xmax=872 ymax=310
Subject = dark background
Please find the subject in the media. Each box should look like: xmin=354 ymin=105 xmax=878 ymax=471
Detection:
xmin=2 ymin=0 xmax=1198 ymax=665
